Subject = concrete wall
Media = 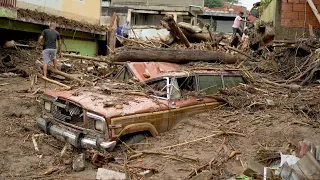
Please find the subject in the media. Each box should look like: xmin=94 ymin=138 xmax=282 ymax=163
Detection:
xmin=275 ymin=0 xmax=320 ymax=39
xmin=17 ymin=0 xmax=100 ymax=24
xmin=260 ymin=0 xmax=277 ymax=23
xmin=101 ymin=7 xmax=128 ymax=26
xmin=111 ymin=0 xmax=204 ymax=11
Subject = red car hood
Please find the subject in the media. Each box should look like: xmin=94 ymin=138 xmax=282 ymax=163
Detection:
xmin=44 ymin=88 xmax=220 ymax=119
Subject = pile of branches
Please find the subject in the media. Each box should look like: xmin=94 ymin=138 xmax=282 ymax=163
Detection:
xmin=265 ymin=38 xmax=320 ymax=85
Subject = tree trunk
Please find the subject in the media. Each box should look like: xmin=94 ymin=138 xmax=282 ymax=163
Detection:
xmin=163 ymin=15 xmax=191 ymax=48
xmin=111 ymin=47 xmax=238 ymax=64
xmin=181 ymin=29 xmax=212 ymax=42
xmin=108 ymin=12 xmax=118 ymax=54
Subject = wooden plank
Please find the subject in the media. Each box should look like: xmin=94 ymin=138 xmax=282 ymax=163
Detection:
xmin=307 ymin=0 xmax=320 ymax=23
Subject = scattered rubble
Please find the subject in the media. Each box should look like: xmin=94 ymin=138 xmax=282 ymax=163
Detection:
xmin=72 ymin=153 xmax=86 ymax=172
xmin=96 ymin=168 xmax=126 ymax=180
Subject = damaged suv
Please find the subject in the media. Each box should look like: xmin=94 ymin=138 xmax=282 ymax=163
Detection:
xmin=37 ymin=62 xmax=246 ymax=151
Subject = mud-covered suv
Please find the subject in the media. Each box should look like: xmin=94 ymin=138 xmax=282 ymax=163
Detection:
xmin=37 ymin=62 xmax=246 ymax=151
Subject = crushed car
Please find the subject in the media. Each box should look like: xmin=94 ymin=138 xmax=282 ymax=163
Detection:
xmin=37 ymin=62 xmax=247 ymax=151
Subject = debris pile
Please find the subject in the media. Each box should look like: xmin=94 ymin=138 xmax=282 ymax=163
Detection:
xmin=18 ymin=9 xmax=106 ymax=32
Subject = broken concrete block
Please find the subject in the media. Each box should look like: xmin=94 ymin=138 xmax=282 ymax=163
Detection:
xmin=279 ymin=162 xmax=307 ymax=180
xmin=96 ymin=168 xmax=126 ymax=180
xmin=73 ymin=153 xmax=86 ymax=172
xmin=297 ymin=152 xmax=320 ymax=179
xmin=243 ymin=160 xmax=273 ymax=178
xmin=299 ymin=140 xmax=312 ymax=157
xmin=265 ymin=99 xmax=275 ymax=106
xmin=137 ymin=170 xmax=153 ymax=178
xmin=190 ymin=170 xmax=212 ymax=180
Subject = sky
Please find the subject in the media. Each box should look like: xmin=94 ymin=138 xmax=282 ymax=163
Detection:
xmin=238 ymin=0 xmax=257 ymax=10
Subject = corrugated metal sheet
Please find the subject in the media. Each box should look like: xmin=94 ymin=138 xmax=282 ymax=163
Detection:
xmin=0 ymin=0 xmax=17 ymax=8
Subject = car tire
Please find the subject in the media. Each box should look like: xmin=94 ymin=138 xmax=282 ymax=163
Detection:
xmin=123 ymin=133 xmax=146 ymax=146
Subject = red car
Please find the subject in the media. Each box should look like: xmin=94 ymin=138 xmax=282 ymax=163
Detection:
xmin=38 ymin=62 xmax=246 ymax=150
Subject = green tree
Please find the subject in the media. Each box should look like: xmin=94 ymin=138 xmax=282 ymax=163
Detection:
xmin=204 ymin=0 xmax=224 ymax=8
xmin=227 ymin=0 xmax=239 ymax=4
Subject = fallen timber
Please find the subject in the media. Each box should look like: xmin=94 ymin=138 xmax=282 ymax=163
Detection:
xmin=111 ymin=46 xmax=239 ymax=64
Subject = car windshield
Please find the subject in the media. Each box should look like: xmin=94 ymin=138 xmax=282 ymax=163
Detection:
xmin=146 ymin=74 xmax=245 ymax=100
xmin=199 ymin=75 xmax=245 ymax=94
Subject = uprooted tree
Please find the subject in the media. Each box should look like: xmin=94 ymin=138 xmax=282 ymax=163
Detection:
xmin=110 ymin=46 xmax=240 ymax=64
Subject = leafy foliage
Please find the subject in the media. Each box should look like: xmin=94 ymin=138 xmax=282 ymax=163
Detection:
xmin=205 ymin=0 xmax=224 ymax=8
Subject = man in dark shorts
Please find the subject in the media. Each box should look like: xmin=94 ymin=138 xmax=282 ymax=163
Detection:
xmin=36 ymin=23 xmax=61 ymax=77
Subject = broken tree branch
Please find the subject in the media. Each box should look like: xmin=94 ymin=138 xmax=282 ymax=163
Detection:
xmin=226 ymin=46 xmax=256 ymax=61
xmin=158 ymin=131 xmax=245 ymax=150
xmin=116 ymin=35 xmax=158 ymax=48
xmin=205 ymin=24 xmax=215 ymax=42
xmin=48 ymin=67 xmax=83 ymax=83
xmin=163 ymin=15 xmax=191 ymax=48
xmin=61 ymin=53 xmax=107 ymax=63
xmin=37 ymin=73 xmax=71 ymax=89
xmin=262 ymin=78 xmax=301 ymax=91
xmin=134 ymin=150 xmax=199 ymax=162
xmin=32 ymin=134 xmax=39 ymax=152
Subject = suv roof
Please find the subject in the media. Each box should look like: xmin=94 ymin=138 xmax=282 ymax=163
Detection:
xmin=116 ymin=62 xmax=243 ymax=82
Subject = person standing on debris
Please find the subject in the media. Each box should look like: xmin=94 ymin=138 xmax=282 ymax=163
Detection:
xmin=36 ymin=23 xmax=61 ymax=77
xmin=232 ymin=12 xmax=249 ymax=38
xmin=122 ymin=21 xmax=131 ymax=38
xmin=249 ymin=2 xmax=261 ymax=18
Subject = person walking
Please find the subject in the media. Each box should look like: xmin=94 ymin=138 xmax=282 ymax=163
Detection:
xmin=36 ymin=23 xmax=61 ymax=77
xmin=232 ymin=12 xmax=249 ymax=38
xmin=122 ymin=21 xmax=131 ymax=38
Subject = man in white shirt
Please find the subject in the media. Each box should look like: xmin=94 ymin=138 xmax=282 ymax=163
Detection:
xmin=122 ymin=21 xmax=131 ymax=38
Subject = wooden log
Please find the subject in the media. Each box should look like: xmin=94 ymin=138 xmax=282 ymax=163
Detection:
xmin=181 ymin=29 xmax=212 ymax=42
xmin=163 ymin=15 xmax=191 ymax=48
xmin=158 ymin=32 xmax=175 ymax=45
xmin=48 ymin=67 xmax=83 ymax=83
xmin=37 ymin=73 xmax=71 ymax=89
xmin=178 ymin=22 xmax=202 ymax=34
xmin=112 ymin=46 xmax=239 ymax=64
xmin=61 ymin=53 xmax=123 ymax=65
xmin=226 ymin=46 xmax=257 ymax=61
xmin=36 ymin=60 xmax=85 ymax=83
xmin=61 ymin=53 xmax=106 ymax=63
xmin=262 ymin=78 xmax=301 ymax=91
xmin=205 ymin=24 xmax=215 ymax=42
xmin=108 ymin=12 xmax=117 ymax=55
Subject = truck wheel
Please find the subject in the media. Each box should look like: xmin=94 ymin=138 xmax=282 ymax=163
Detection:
xmin=123 ymin=133 xmax=146 ymax=146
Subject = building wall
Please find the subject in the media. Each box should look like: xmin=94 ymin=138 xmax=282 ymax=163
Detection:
xmin=17 ymin=0 xmax=100 ymax=24
xmin=260 ymin=0 xmax=277 ymax=23
xmin=63 ymin=38 xmax=98 ymax=57
xmin=101 ymin=7 xmax=128 ymax=26
xmin=276 ymin=0 xmax=320 ymax=39
xmin=111 ymin=0 xmax=204 ymax=11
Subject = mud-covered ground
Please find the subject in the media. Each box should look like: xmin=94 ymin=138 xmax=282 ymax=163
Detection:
xmin=0 ymin=75 xmax=319 ymax=180
xmin=0 ymin=77 xmax=98 ymax=179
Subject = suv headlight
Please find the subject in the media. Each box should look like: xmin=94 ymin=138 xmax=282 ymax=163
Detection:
xmin=87 ymin=112 xmax=106 ymax=132
xmin=95 ymin=120 xmax=105 ymax=132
